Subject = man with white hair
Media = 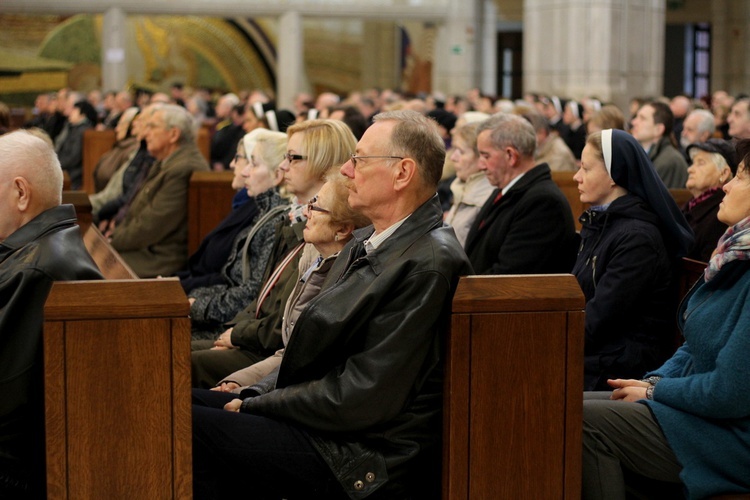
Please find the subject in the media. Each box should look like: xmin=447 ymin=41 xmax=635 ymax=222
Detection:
xmin=0 ymin=131 xmax=102 ymax=498
xmin=681 ymin=109 xmax=716 ymax=150
xmin=110 ymin=104 xmax=208 ymax=277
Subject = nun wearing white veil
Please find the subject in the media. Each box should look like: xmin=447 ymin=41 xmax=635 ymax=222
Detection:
xmin=572 ymin=129 xmax=694 ymax=391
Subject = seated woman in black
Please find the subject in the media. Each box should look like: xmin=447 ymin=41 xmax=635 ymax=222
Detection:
xmin=176 ymin=129 xmax=278 ymax=294
xmin=681 ymin=139 xmax=737 ymax=262
xmin=572 ymin=129 xmax=693 ymax=391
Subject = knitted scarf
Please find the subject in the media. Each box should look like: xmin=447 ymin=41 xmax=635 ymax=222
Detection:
xmin=705 ymin=215 xmax=750 ymax=281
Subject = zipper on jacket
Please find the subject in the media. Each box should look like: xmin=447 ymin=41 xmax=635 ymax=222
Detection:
xmin=591 ymin=255 xmax=598 ymax=289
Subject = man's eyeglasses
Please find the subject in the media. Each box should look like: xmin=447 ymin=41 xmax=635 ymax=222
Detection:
xmin=306 ymin=196 xmax=330 ymax=215
xmin=350 ymin=154 xmax=404 ymax=168
xmin=283 ymin=153 xmax=308 ymax=163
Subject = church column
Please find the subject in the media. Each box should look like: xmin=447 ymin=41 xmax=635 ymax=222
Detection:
xmin=277 ymin=11 xmax=305 ymax=110
xmin=432 ymin=0 xmax=479 ymax=96
xmin=101 ymin=7 xmax=128 ymax=92
xmin=523 ymin=0 xmax=665 ymax=110
xmin=711 ymin=0 xmax=750 ymax=95
xmin=479 ymin=0 xmax=498 ymax=96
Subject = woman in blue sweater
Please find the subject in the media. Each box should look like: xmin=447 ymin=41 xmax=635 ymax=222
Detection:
xmin=582 ymin=138 xmax=750 ymax=499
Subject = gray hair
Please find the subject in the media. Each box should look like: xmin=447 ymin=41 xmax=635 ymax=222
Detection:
xmin=688 ymin=109 xmax=716 ymax=136
xmin=477 ymin=113 xmax=537 ymax=157
xmin=373 ymin=109 xmax=446 ymax=188
xmin=153 ymin=103 xmax=197 ymax=144
xmin=0 ymin=130 xmax=63 ymax=207
xmin=251 ymin=129 xmax=287 ymax=173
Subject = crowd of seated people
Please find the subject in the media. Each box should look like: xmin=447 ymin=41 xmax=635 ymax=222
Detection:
xmin=3 ymin=83 xmax=750 ymax=497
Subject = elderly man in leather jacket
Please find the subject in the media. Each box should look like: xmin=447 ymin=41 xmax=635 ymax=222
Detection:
xmin=192 ymin=110 xmax=473 ymax=499
xmin=0 ymin=131 xmax=102 ymax=498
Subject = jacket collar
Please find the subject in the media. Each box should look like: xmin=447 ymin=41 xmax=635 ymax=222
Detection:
xmin=0 ymin=204 xmax=77 ymax=258
xmin=502 ymin=163 xmax=552 ymax=200
xmin=347 ymin=194 xmax=444 ymax=276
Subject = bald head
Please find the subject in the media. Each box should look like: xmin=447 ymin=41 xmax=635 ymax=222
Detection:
xmin=0 ymin=131 xmax=63 ymax=240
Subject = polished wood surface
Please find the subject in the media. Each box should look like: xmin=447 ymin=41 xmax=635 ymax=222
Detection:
xmin=82 ymin=129 xmax=116 ymax=194
xmin=187 ymin=170 xmax=235 ymax=254
xmin=80 ymin=224 xmax=138 ymax=280
xmin=43 ymin=279 xmax=191 ymax=499
xmin=62 ymin=190 xmax=93 ymax=231
xmin=444 ymin=274 xmax=585 ymax=500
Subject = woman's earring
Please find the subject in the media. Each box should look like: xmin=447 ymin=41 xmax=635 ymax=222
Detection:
xmin=335 ymin=234 xmax=339 ymax=241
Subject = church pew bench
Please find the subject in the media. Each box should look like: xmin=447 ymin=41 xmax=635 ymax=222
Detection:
xmin=43 ymin=279 xmax=191 ymax=499
xmin=43 ymin=218 xmax=192 ymax=498
xmin=443 ymin=274 xmax=585 ymax=500
xmin=187 ymin=170 xmax=236 ymax=255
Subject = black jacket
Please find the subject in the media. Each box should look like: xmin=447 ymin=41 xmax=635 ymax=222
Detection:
xmin=176 ymin=195 xmax=260 ymax=293
xmin=464 ymin=163 xmax=578 ymax=275
xmin=0 ymin=205 xmax=102 ymax=493
xmin=681 ymin=189 xmax=727 ymax=263
xmin=242 ymin=196 xmax=473 ymax=498
xmin=573 ymin=194 xmax=675 ymax=390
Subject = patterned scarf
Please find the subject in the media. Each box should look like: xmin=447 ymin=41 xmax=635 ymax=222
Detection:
xmin=705 ymin=215 xmax=750 ymax=281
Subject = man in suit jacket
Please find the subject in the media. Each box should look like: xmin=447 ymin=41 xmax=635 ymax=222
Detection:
xmin=111 ymin=104 xmax=208 ymax=277
xmin=464 ymin=113 xmax=578 ymax=275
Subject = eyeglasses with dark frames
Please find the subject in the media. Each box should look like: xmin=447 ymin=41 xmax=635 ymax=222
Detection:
xmin=306 ymin=195 xmax=331 ymax=216
xmin=350 ymin=154 xmax=404 ymax=168
xmin=283 ymin=153 xmax=308 ymax=163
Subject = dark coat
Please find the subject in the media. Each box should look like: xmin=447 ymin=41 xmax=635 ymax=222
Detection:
xmin=176 ymin=194 xmax=260 ymax=293
xmin=241 ymin=196 xmax=473 ymax=498
xmin=464 ymin=163 xmax=578 ymax=275
xmin=649 ymin=136 xmax=689 ymax=189
xmin=210 ymin=123 xmax=245 ymax=170
xmin=573 ymin=194 xmax=675 ymax=391
xmin=55 ymin=118 xmax=93 ymax=189
xmin=681 ymin=189 xmax=727 ymax=263
xmin=0 ymin=205 xmax=102 ymax=494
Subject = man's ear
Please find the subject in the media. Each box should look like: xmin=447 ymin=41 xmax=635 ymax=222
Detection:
xmin=654 ymin=122 xmax=666 ymax=138
xmin=506 ymin=146 xmax=520 ymax=167
xmin=393 ymin=158 xmax=417 ymax=192
xmin=12 ymin=177 xmax=31 ymax=212
xmin=168 ymin=127 xmax=181 ymax=145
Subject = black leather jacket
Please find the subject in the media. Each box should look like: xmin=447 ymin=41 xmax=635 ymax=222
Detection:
xmin=0 ymin=205 xmax=102 ymax=486
xmin=241 ymin=195 xmax=473 ymax=498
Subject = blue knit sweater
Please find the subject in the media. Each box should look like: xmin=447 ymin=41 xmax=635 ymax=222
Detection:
xmin=644 ymin=260 xmax=750 ymax=498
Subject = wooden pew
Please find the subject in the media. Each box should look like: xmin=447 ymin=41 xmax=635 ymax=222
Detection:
xmin=82 ymin=224 xmax=139 ymax=279
xmin=444 ymin=274 xmax=585 ymax=500
xmin=44 ymin=280 xmax=191 ymax=499
xmin=188 ymin=170 xmax=236 ymax=254
xmin=552 ymin=171 xmax=588 ymax=230
xmin=43 ymin=219 xmax=192 ymax=498
xmin=669 ymin=188 xmax=692 ymax=208
xmin=82 ymin=129 xmax=116 ymax=194
xmin=62 ymin=190 xmax=94 ymax=232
